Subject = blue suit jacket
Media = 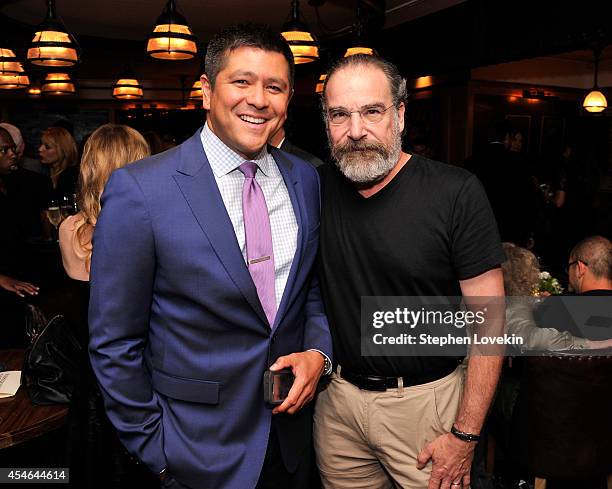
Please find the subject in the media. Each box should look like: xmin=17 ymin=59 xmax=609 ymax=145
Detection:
xmin=88 ymin=129 xmax=332 ymax=489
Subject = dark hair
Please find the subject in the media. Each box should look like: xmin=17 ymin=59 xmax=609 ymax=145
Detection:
xmin=570 ymin=235 xmax=612 ymax=280
xmin=205 ymin=23 xmax=294 ymax=88
xmin=321 ymin=54 xmax=407 ymax=116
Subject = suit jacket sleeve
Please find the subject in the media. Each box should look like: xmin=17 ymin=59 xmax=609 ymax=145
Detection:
xmin=88 ymin=168 xmax=167 ymax=474
xmin=301 ymin=167 xmax=333 ymax=361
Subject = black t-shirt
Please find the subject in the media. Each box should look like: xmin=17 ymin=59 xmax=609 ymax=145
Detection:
xmin=319 ymin=155 xmax=505 ymax=377
xmin=53 ymin=165 xmax=79 ymax=200
xmin=534 ymin=290 xmax=612 ymax=340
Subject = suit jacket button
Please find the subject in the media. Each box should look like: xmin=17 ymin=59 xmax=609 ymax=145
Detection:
xmin=271 ymin=334 xmax=277 ymax=344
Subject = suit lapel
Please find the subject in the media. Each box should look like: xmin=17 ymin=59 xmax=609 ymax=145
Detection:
xmin=271 ymin=147 xmax=306 ymax=331
xmin=172 ymin=130 xmax=268 ymax=327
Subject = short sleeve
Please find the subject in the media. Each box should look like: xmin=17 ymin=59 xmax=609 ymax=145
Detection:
xmin=450 ymin=175 xmax=505 ymax=280
xmin=59 ymin=214 xmax=91 ymax=281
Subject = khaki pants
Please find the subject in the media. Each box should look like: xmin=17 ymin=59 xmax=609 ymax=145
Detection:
xmin=314 ymin=366 xmax=464 ymax=489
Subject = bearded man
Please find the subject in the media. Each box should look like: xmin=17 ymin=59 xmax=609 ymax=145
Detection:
xmin=314 ymin=54 xmax=506 ymax=489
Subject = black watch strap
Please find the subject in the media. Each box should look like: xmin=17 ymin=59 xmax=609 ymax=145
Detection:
xmin=450 ymin=425 xmax=481 ymax=442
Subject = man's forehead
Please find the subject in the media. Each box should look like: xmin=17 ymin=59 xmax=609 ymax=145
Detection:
xmin=219 ymin=46 xmax=289 ymax=77
xmin=326 ymin=64 xmax=392 ymax=105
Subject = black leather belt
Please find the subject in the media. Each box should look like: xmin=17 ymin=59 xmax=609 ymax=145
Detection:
xmin=338 ymin=365 xmax=457 ymax=392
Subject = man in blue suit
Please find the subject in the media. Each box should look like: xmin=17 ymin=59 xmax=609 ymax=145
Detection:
xmin=89 ymin=24 xmax=332 ymax=489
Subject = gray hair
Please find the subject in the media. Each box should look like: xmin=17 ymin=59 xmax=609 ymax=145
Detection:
xmin=321 ymin=54 xmax=407 ymax=118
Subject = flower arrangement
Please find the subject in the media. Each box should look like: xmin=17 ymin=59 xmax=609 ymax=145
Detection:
xmin=532 ymin=271 xmax=564 ymax=296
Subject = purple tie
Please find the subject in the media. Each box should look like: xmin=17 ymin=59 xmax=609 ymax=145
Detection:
xmin=239 ymin=162 xmax=276 ymax=326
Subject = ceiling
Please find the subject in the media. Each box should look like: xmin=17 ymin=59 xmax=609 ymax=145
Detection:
xmin=0 ymin=0 xmax=608 ymax=104
xmin=472 ymin=46 xmax=612 ymax=91
xmin=0 ymin=0 xmax=466 ymax=41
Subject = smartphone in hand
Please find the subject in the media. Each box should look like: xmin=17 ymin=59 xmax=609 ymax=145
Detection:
xmin=263 ymin=368 xmax=295 ymax=405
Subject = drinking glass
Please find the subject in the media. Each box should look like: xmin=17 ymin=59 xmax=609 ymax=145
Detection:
xmin=47 ymin=200 xmax=62 ymax=241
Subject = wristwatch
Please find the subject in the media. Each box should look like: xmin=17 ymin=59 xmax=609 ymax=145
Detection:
xmin=308 ymin=349 xmax=332 ymax=375
xmin=450 ymin=425 xmax=481 ymax=442
xmin=322 ymin=355 xmax=332 ymax=376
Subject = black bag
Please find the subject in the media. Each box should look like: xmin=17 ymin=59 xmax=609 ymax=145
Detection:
xmin=21 ymin=304 xmax=84 ymax=405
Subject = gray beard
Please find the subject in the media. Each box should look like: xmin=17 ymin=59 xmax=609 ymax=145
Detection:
xmin=330 ymin=119 xmax=402 ymax=185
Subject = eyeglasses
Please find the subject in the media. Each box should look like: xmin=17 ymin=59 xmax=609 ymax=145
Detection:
xmin=327 ymin=104 xmax=396 ymax=125
xmin=0 ymin=145 xmax=16 ymax=155
xmin=565 ymin=259 xmax=588 ymax=274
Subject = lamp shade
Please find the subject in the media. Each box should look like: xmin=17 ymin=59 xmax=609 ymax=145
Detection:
xmin=281 ymin=0 xmax=319 ymax=64
xmin=583 ymin=90 xmax=607 ymax=113
xmin=281 ymin=30 xmax=318 ymax=64
xmin=315 ymin=73 xmax=326 ymax=94
xmin=0 ymin=74 xmax=30 ymax=90
xmin=344 ymin=46 xmax=376 ymax=57
xmin=28 ymin=83 xmax=42 ymax=96
xmin=147 ymin=0 xmax=197 ymax=60
xmin=41 ymin=72 xmax=75 ymax=95
xmin=0 ymin=48 xmax=29 ymax=89
xmin=113 ymin=77 xmax=144 ymax=99
xmin=0 ymin=48 xmax=25 ymax=75
xmin=27 ymin=0 xmax=79 ymax=67
xmin=189 ymin=79 xmax=202 ymax=100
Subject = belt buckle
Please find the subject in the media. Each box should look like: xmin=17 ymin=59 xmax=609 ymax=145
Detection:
xmin=363 ymin=376 xmax=387 ymax=392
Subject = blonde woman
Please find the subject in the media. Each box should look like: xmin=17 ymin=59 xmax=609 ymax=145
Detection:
xmin=38 ymin=126 xmax=79 ymax=199
xmin=58 ymin=124 xmax=152 ymax=488
xmin=59 ymin=124 xmax=149 ymax=281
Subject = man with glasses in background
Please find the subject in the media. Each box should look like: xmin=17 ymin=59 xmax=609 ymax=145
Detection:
xmin=536 ymin=235 xmax=612 ymax=340
xmin=314 ymin=54 xmax=506 ymax=489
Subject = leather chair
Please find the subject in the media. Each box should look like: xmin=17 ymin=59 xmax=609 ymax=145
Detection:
xmin=510 ymin=352 xmax=612 ymax=489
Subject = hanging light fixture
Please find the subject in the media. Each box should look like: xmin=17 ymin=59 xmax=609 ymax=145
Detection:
xmin=344 ymin=5 xmax=377 ymax=57
xmin=315 ymin=73 xmax=326 ymax=94
xmin=189 ymin=79 xmax=202 ymax=100
xmin=281 ymin=0 xmax=319 ymax=64
xmin=27 ymin=0 xmax=79 ymax=67
xmin=0 ymin=48 xmax=30 ymax=89
xmin=188 ymin=57 xmax=205 ymax=101
xmin=147 ymin=0 xmax=198 ymax=60
xmin=28 ymin=80 xmax=42 ymax=96
xmin=583 ymin=46 xmax=607 ymax=113
xmin=41 ymin=72 xmax=75 ymax=95
xmin=344 ymin=42 xmax=376 ymax=57
xmin=112 ymin=68 xmax=144 ymax=99
xmin=0 ymin=74 xmax=30 ymax=90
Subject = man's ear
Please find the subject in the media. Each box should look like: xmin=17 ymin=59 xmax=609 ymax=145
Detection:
xmin=398 ymin=102 xmax=405 ymax=133
xmin=201 ymin=74 xmax=212 ymax=110
xmin=576 ymin=260 xmax=588 ymax=278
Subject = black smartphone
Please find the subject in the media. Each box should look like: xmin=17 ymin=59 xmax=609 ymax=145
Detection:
xmin=263 ymin=368 xmax=295 ymax=406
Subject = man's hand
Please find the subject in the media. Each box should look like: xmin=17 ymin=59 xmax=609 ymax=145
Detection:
xmin=0 ymin=274 xmax=39 ymax=298
xmin=270 ymin=351 xmax=325 ymax=415
xmin=416 ymin=432 xmax=475 ymax=489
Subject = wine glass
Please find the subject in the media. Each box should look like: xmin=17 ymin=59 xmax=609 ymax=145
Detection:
xmin=47 ymin=200 xmax=62 ymax=241
xmin=60 ymin=195 xmax=72 ymax=219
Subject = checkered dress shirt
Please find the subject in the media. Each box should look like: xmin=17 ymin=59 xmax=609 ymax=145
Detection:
xmin=200 ymin=123 xmax=298 ymax=309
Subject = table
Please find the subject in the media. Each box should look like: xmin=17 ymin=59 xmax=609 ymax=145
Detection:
xmin=0 ymin=350 xmax=68 ymax=449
